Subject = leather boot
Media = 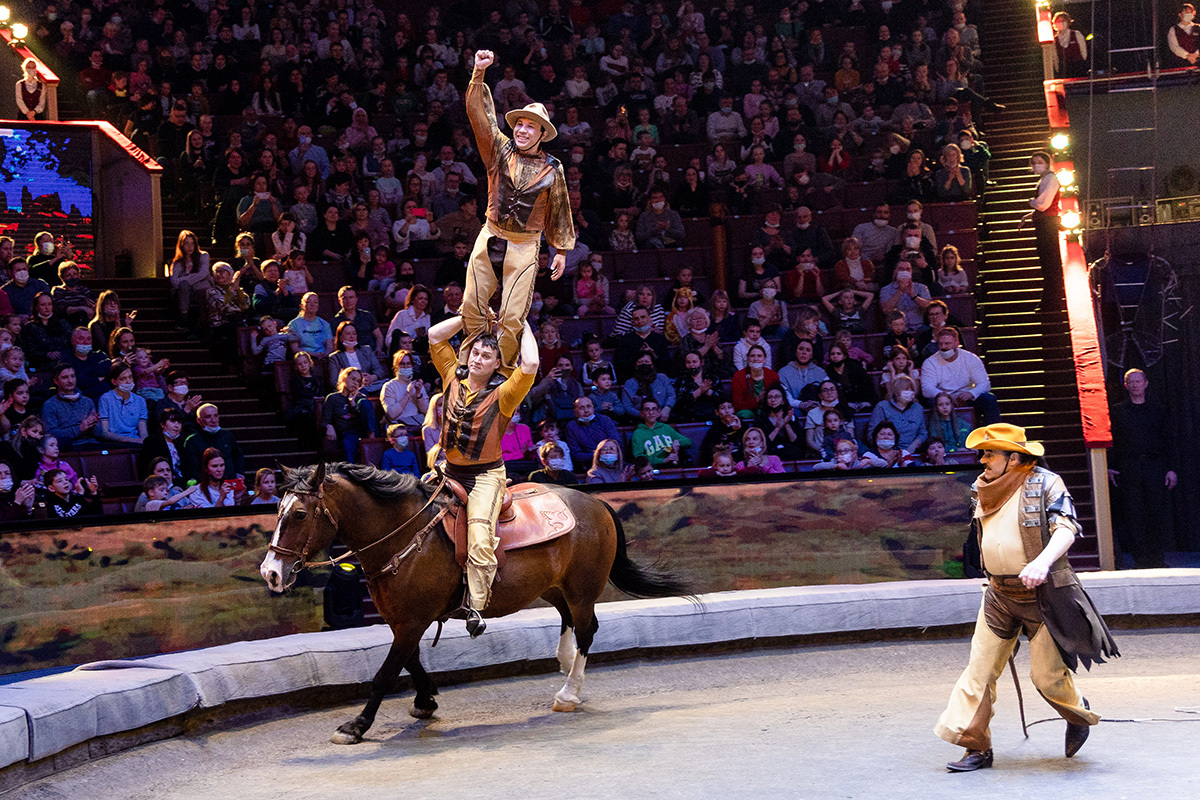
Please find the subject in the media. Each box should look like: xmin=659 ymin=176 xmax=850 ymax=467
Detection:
xmin=1065 ymin=697 xmax=1090 ymax=757
xmin=946 ymin=749 xmax=994 ymax=772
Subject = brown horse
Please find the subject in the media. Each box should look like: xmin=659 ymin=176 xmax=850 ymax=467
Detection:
xmin=260 ymin=461 xmax=688 ymax=745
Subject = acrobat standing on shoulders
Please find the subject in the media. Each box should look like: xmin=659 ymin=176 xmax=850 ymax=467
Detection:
xmin=460 ymin=49 xmax=576 ymax=377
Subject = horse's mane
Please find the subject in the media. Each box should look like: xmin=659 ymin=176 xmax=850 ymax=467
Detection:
xmin=282 ymin=462 xmax=433 ymax=504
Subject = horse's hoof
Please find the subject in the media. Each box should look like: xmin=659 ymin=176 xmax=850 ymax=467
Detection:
xmin=330 ymin=731 xmax=362 ymax=745
xmin=409 ymin=704 xmax=437 ymax=720
xmin=552 ymin=698 xmax=578 ymax=712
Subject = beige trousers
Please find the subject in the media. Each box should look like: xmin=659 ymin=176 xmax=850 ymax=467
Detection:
xmin=462 ymin=463 xmax=507 ymax=611
xmin=461 ymin=220 xmax=541 ymax=371
xmin=934 ymin=586 xmax=1101 ymax=751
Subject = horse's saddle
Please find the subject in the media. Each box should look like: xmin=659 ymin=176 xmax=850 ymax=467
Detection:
xmin=441 ymin=479 xmax=576 ymax=570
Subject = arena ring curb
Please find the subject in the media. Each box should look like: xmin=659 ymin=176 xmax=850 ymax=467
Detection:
xmin=1 ymin=570 xmax=1199 ymax=788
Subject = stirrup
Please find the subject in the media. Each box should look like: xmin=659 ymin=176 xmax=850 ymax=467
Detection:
xmin=465 ymin=607 xmax=487 ymax=638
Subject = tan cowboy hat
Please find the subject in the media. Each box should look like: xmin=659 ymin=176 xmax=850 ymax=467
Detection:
xmin=505 ymin=102 xmax=557 ymax=142
xmin=964 ymin=423 xmax=1045 ymax=457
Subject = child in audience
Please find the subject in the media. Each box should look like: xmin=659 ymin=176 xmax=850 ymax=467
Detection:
xmin=882 ymin=309 xmax=918 ymax=359
xmin=880 ymin=344 xmax=920 ymax=392
xmin=283 ymin=250 xmax=313 ymax=296
xmin=821 ymin=288 xmax=874 ymax=334
xmin=814 ymin=407 xmax=857 ymax=460
xmin=938 ymin=244 xmax=970 ymax=296
xmin=833 ymin=328 xmax=874 ymax=366
xmin=733 ymin=320 xmax=772 ymax=371
xmin=917 ymin=436 xmax=948 ymax=465
xmin=609 ymin=212 xmax=637 ymax=252
xmin=131 ymin=347 xmax=170 ymax=401
xmin=381 ymin=423 xmax=421 ymax=477
xmin=699 ymin=446 xmax=739 ymax=478
xmin=930 ymin=391 xmax=972 ymax=451
xmin=287 ymin=351 xmax=325 ymax=427
xmin=384 ymin=261 xmax=416 ymax=314
xmin=813 ymin=437 xmax=864 ymax=471
xmin=368 ymin=246 xmax=397 ymax=293
xmin=588 ymin=370 xmax=627 ymax=420
xmin=573 ymin=260 xmax=613 ymax=316
xmin=630 ymin=130 xmax=657 ymax=173
xmin=0 ymin=346 xmax=30 ymax=383
xmin=141 ymin=475 xmax=200 ymax=511
xmin=33 ymin=435 xmax=78 ymax=487
xmin=534 ymin=419 xmax=573 ymax=467
xmin=35 ymin=468 xmax=100 ymax=518
xmin=580 ymin=339 xmax=613 ymax=391
xmin=250 ymin=467 xmax=280 ymax=505
xmin=252 ymin=316 xmax=299 ymax=365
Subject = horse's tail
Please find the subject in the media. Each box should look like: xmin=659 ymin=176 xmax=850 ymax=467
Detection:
xmin=599 ymin=499 xmax=694 ymax=599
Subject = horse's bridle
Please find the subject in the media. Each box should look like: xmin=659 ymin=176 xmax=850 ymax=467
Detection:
xmin=267 ymin=472 xmax=449 ymax=574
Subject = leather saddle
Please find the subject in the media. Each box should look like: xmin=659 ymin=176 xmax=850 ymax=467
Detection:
xmin=441 ymin=478 xmax=577 ymax=570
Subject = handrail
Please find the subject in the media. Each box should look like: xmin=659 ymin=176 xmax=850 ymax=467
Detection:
xmin=0 ymin=28 xmax=59 ymax=84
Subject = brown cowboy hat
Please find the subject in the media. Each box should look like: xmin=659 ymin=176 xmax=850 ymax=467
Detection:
xmin=964 ymin=423 xmax=1045 ymax=457
xmin=505 ymin=102 xmax=557 ymax=142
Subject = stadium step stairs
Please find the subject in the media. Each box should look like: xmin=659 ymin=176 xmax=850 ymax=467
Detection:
xmin=92 ymin=278 xmax=317 ymax=474
xmin=976 ymin=0 xmax=1098 ymax=568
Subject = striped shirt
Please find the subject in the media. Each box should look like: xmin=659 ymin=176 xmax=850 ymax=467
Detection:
xmin=431 ymin=340 xmax=535 ymax=468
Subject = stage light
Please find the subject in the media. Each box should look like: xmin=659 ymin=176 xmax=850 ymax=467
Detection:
xmin=10 ymin=22 xmax=27 ymax=41
xmin=1050 ymin=133 xmax=1070 ymax=150
xmin=1057 ymin=169 xmax=1075 ymax=188
xmin=0 ymin=8 xmax=10 ymax=23
xmin=1061 ymin=210 xmax=1082 ymax=230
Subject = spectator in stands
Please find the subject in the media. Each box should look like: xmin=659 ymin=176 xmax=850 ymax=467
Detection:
xmin=381 ymin=350 xmax=429 ymax=428
xmin=323 ymin=366 xmax=378 ymax=463
xmin=27 ymin=232 xmax=67 ymax=286
xmin=699 ymin=401 xmax=745 ymax=465
xmin=41 ymin=363 xmax=100 ymax=450
xmin=937 ymin=245 xmax=971 ymax=297
xmin=183 ymin=403 xmax=246 ymax=483
xmin=169 ymin=231 xmax=212 ymax=324
xmin=573 ymin=259 xmax=614 ymax=317
xmin=285 ymin=351 xmax=325 ymax=434
xmin=329 ymin=322 xmax=386 ymax=394
xmin=915 ymin=436 xmax=948 ymax=466
xmin=136 ymin=461 xmax=199 ymax=512
xmin=565 ymin=396 xmax=620 ymax=472
xmin=860 ymin=421 xmax=913 ymax=469
xmin=35 ymin=468 xmax=101 ymax=519
xmin=851 ymin=204 xmax=900 ymax=265
xmin=811 ymin=406 xmax=859 ymax=462
xmin=916 ymin=300 xmax=956 ymax=361
xmin=131 ymin=347 xmax=170 ymax=403
xmin=822 ymin=287 xmax=873 ymax=336
xmin=824 ymin=343 xmax=876 ymax=413
xmin=531 ymin=356 xmax=586 ymax=424
xmin=190 ymin=447 xmax=237 ymax=509
xmin=1167 ymin=5 xmax=1199 ymax=67
xmin=536 ymin=321 xmax=571 ymax=373
xmin=783 ymin=249 xmax=824 ymax=305
xmin=663 ymin=97 xmax=703 ymax=146
xmin=310 ymin=203 xmax=354 ymax=264
xmin=32 ymin=434 xmax=77 ymax=488
xmin=381 ymin=424 xmax=421 ymax=478
xmin=673 ymin=351 xmax=722 ymax=423
xmin=788 ymin=206 xmax=837 ymax=269
xmin=706 ymin=95 xmax=746 ymax=148
xmin=22 ymin=293 xmax=72 ymax=371
xmin=614 ymin=305 xmax=671 ymax=379
xmin=205 ymin=262 xmax=250 ymax=355
xmin=3 ymin=259 xmax=51 ymax=319
xmin=140 ymin=407 xmax=189 ymax=483
xmin=731 ymin=344 xmax=778 ymax=418
xmin=778 ymin=340 xmax=829 ymax=412
xmin=738 ymin=246 xmax=782 ymax=304
xmin=0 ymin=379 xmax=30 ymax=439
xmin=1 ymin=414 xmax=43 ymax=480
xmin=51 ymin=262 xmax=94 ymax=327
xmin=586 ymin=439 xmax=629 ymax=484
xmin=0 ymin=459 xmax=35 ymax=520
xmin=236 ymin=173 xmax=284 ymax=235
xmin=832 ymin=238 xmax=877 ymax=293
xmin=930 ymin=391 xmax=973 ymax=452
xmin=386 ymin=284 xmax=432 ymax=344
xmin=247 ymin=467 xmax=281 ymax=506
xmin=1027 ymin=150 xmax=1064 ymax=311
xmin=758 ymin=385 xmax=804 ymax=461
xmin=707 ymin=290 xmax=741 ymax=342
xmin=621 ymin=353 xmax=675 ymax=421
xmin=880 ymin=259 xmax=932 ymax=330
xmin=920 ymin=327 xmax=1001 ymax=425
xmin=935 ymin=144 xmax=973 ymax=202
xmin=528 ymin=441 xmax=579 ymax=486
xmin=289 ymin=124 xmax=331 ymax=179
xmin=588 ymin=370 xmax=628 ymax=422
xmin=635 ymin=189 xmax=685 ymax=249
xmin=957 ymin=130 xmax=992 ymax=189
xmin=284 ymin=293 xmax=334 ymax=358
xmin=868 ymin=376 xmax=928 ymax=453
xmin=632 ymin=398 xmax=691 ymax=467
xmin=96 ymin=362 xmax=148 ymax=445
xmin=736 ymin=426 xmax=784 ymax=475
xmin=813 ymin=435 xmax=867 ymax=472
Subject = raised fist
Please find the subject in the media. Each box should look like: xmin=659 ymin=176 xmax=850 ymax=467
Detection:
xmin=475 ymin=50 xmax=496 ymax=71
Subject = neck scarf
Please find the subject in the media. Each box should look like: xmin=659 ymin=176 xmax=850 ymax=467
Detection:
xmin=976 ymin=459 xmax=1034 ymax=516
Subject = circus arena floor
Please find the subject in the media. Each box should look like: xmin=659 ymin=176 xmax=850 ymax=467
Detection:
xmin=6 ymin=628 xmax=1198 ymax=799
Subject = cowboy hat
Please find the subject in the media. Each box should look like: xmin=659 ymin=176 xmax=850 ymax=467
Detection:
xmin=505 ymin=102 xmax=557 ymax=142
xmin=964 ymin=423 xmax=1045 ymax=457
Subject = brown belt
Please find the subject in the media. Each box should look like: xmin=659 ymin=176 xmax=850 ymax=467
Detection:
xmin=988 ymin=575 xmax=1038 ymax=602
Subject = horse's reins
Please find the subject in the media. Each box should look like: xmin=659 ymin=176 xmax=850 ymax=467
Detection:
xmin=268 ymin=472 xmax=449 ymax=576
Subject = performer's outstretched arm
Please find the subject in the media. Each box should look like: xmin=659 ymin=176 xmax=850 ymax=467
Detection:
xmin=518 ymin=321 xmax=539 ymax=375
xmin=429 ymin=315 xmax=464 ymax=345
xmin=467 ymin=50 xmax=500 ymax=165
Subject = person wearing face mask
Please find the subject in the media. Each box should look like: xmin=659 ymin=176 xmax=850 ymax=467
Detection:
xmin=749 ymin=282 xmax=790 ymax=336
xmin=50 ymin=261 xmax=95 ymax=327
xmin=880 ymin=260 xmax=933 ymax=329
xmin=1167 ymin=4 xmax=1200 ymax=66
xmin=528 ymin=441 xmax=580 ymax=485
xmin=139 ymin=409 xmax=190 ymax=482
xmin=1023 ymin=150 xmax=1065 ymax=312
xmin=2 ymin=258 xmax=51 ymax=319
xmin=586 ymin=438 xmax=631 ymax=484
xmin=0 ymin=459 xmax=35 ymax=521
xmin=852 ymin=203 xmax=902 ymax=264
xmin=920 ymin=326 xmax=1001 ymax=425
xmin=182 ymin=402 xmax=246 ymax=482
xmin=621 ymin=355 xmax=676 ymax=422
xmin=27 ymin=231 xmax=64 ymax=285
xmin=860 ymin=421 xmax=914 ymax=468
xmin=614 ymin=306 xmax=671 ymax=379
xmin=288 ymin=124 xmax=331 ymax=179
xmin=460 ymin=50 xmax=575 ymax=378
xmin=634 ymin=190 xmax=685 ymax=249
xmin=867 ymin=375 xmax=927 ymax=453
xmin=565 ymin=396 xmax=621 ymax=471
xmin=380 ymin=349 xmax=429 ymax=427
xmin=957 ymin=129 xmax=992 ymax=188
xmin=96 ymin=363 xmax=149 ymax=445
xmin=936 ymin=423 xmax=1115 ymax=772
xmin=705 ymin=98 xmax=747 ymax=148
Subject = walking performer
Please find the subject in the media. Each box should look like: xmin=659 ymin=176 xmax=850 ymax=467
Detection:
xmin=428 ymin=313 xmax=539 ymax=637
xmin=460 ymin=49 xmax=575 ymax=376
xmin=935 ymin=423 xmax=1118 ymax=772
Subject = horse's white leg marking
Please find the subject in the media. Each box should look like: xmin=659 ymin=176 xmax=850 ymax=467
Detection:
xmin=556 ymin=628 xmax=576 ymax=675
xmin=553 ymin=652 xmax=587 ymax=712
xmin=260 ymin=494 xmax=296 ymax=591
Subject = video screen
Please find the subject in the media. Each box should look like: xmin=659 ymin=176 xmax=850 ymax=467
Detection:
xmin=0 ymin=125 xmax=95 ymax=269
